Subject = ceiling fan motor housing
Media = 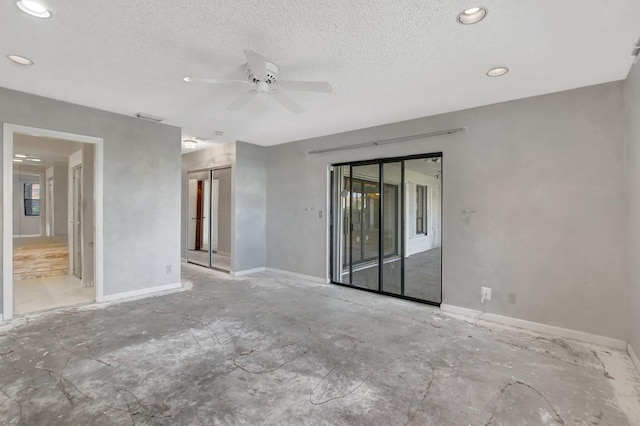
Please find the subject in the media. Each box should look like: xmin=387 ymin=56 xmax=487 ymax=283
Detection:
xmin=246 ymin=61 xmax=279 ymax=84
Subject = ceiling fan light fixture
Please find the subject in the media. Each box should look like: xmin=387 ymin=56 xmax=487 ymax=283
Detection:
xmin=7 ymin=54 xmax=33 ymax=65
xmin=16 ymin=0 xmax=51 ymax=18
xmin=457 ymin=6 xmax=487 ymax=24
xmin=487 ymin=67 xmax=509 ymax=77
xmin=183 ymin=139 xmax=198 ymax=150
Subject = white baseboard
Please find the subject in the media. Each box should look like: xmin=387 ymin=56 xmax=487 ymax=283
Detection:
xmin=440 ymin=304 xmax=627 ymax=350
xmin=231 ymin=267 xmax=265 ymax=277
xmin=99 ymin=282 xmax=182 ymax=302
xmin=265 ymin=268 xmax=328 ymax=284
xmin=629 ymin=343 xmax=640 ymax=373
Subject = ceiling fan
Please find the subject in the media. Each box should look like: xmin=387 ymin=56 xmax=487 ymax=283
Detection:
xmin=184 ymin=49 xmax=332 ymax=114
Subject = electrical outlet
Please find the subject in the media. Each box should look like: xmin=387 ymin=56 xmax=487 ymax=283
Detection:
xmin=480 ymin=287 xmax=492 ymax=304
xmin=166 ymin=265 xmax=172 ymax=274
xmin=508 ymin=292 xmax=517 ymax=304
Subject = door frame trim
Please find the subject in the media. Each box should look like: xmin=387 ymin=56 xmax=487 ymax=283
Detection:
xmin=3 ymin=123 xmax=104 ymax=320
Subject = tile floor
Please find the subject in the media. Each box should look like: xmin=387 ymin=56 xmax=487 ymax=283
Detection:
xmin=13 ymin=275 xmax=95 ymax=315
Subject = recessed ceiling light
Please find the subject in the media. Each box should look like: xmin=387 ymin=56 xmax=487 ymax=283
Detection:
xmin=29 ymin=158 xmax=41 ymax=162
xmin=183 ymin=139 xmax=198 ymax=150
xmin=13 ymin=159 xmax=23 ymax=163
xmin=14 ymin=154 xmax=27 ymax=158
xmin=457 ymin=6 xmax=487 ymax=24
xmin=487 ymin=67 xmax=509 ymax=77
xmin=7 ymin=54 xmax=33 ymax=65
xmin=16 ymin=0 xmax=51 ymax=18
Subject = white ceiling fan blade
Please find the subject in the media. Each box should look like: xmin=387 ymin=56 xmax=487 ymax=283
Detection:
xmin=226 ymin=90 xmax=257 ymax=111
xmin=270 ymin=90 xmax=304 ymax=114
xmin=244 ymin=49 xmax=268 ymax=81
xmin=278 ymin=80 xmax=333 ymax=93
xmin=184 ymin=77 xmax=250 ymax=86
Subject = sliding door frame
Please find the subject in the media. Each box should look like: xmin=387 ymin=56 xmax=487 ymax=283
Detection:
xmin=186 ymin=165 xmax=231 ymax=273
xmin=329 ymin=152 xmax=443 ymax=307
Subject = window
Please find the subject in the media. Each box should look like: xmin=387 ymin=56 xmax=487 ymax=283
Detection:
xmin=24 ymin=182 xmax=40 ymax=216
xmin=416 ymin=185 xmax=428 ymax=234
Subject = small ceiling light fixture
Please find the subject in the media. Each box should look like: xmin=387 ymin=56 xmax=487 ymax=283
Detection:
xmin=14 ymin=154 xmax=27 ymax=158
xmin=183 ymin=139 xmax=198 ymax=150
xmin=13 ymin=159 xmax=23 ymax=163
xmin=457 ymin=6 xmax=487 ymax=24
xmin=16 ymin=0 xmax=51 ymax=18
xmin=28 ymin=158 xmax=41 ymax=162
xmin=487 ymin=67 xmax=509 ymax=77
xmin=7 ymin=54 xmax=33 ymax=65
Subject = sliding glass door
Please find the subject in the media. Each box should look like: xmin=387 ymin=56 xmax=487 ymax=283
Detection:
xmin=331 ymin=154 xmax=442 ymax=305
xmin=187 ymin=168 xmax=232 ymax=272
xmin=187 ymin=171 xmax=211 ymax=267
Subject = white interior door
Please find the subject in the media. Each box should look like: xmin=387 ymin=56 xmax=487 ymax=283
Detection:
xmin=211 ymin=179 xmax=219 ymax=251
xmin=46 ymin=177 xmax=54 ymax=236
xmin=72 ymin=166 xmax=82 ymax=279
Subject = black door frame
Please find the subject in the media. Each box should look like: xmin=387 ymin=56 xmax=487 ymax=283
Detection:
xmin=329 ymin=152 xmax=443 ymax=307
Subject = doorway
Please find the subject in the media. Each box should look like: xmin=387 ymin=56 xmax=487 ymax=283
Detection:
xmin=330 ymin=154 xmax=442 ymax=305
xmin=2 ymin=124 xmax=104 ymax=320
xmin=187 ymin=167 xmax=232 ymax=272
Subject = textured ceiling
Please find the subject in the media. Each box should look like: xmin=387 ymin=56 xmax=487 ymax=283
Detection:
xmin=1 ymin=1 xmax=639 ymax=147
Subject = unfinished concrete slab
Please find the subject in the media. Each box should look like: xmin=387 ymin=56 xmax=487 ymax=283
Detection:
xmin=1 ymin=263 xmax=639 ymax=425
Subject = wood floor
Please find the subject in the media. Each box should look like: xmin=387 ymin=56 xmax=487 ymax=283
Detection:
xmin=13 ymin=236 xmax=69 ymax=280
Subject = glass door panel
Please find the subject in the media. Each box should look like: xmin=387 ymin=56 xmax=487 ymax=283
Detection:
xmin=211 ymin=167 xmax=232 ymax=272
xmin=403 ymin=157 xmax=442 ymax=303
xmin=330 ymin=166 xmax=351 ymax=284
xmin=187 ymin=171 xmax=211 ymax=267
xmin=350 ymin=164 xmax=379 ymax=291
xmin=381 ymin=162 xmax=402 ymax=295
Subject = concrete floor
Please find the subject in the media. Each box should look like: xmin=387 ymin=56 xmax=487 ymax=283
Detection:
xmin=1 ymin=263 xmax=639 ymax=425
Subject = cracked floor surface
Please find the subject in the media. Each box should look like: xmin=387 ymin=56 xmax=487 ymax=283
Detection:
xmin=1 ymin=263 xmax=639 ymax=425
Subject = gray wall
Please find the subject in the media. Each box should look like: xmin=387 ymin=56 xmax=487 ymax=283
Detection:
xmin=12 ymin=172 xmax=42 ymax=236
xmin=234 ymin=142 xmax=267 ymax=272
xmin=266 ymin=81 xmax=629 ymax=341
xmin=0 ymin=87 xmax=182 ymax=308
xmin=625 ymin=63 xmax=640 ymax=355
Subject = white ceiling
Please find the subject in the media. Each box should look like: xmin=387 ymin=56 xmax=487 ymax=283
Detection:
xmin=14 ymin=134 xmax=84 ymax=165
xmin=1 ymin=1 xmax=639 ymax=147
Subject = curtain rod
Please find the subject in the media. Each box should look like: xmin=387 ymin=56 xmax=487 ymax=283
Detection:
xmin=306 ymin=127 xmax=466 ymax=155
